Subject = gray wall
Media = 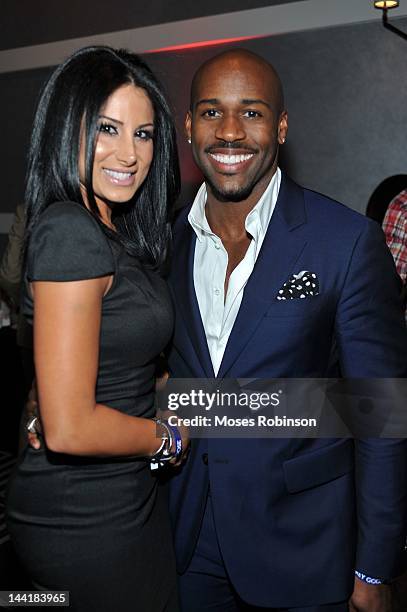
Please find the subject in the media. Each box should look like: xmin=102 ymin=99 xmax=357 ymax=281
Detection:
xmin=1 ymin=15 xmax=407 ymax=251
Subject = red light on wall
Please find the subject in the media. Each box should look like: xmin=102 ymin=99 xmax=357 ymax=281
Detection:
xmin=146 ymin=35 xmax=265 ymax=54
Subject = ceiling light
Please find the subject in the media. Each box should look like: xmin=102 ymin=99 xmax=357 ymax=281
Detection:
xmin=374 ymin=1 xmax=399 ymax=8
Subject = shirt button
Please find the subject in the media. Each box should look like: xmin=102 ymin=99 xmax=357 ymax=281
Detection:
xmin=202 ymin=453 xmax=208 ymax=465
xmin=214 ymin=288 xmax=220 ymax=296
xmin=215 ymin=243 xmax=221 ymax=250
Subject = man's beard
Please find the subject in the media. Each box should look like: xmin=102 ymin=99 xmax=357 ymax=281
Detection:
xmin=206 ymin=176 xmax=257 ymax=203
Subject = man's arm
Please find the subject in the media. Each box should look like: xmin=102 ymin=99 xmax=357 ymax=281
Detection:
xmin=335 ymin=219 xmax=407 ymax=611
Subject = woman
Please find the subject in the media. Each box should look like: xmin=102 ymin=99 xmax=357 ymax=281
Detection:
xmin=6 ymin=46 xmax=185 ymax=611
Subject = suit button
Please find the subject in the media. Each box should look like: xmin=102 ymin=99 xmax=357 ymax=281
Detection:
xmin=202 ymin=453 xmax=208 ymax=465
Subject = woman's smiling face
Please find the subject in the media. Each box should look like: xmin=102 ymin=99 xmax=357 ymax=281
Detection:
xmin=79 ymin=83 xmax=155 ymax=211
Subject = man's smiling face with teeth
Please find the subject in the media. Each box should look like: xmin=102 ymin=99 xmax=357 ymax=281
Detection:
xmin=186 ymin=50 xmax=288 ymax=206
xmin=208 ymin=153 xmax=254 ymax=165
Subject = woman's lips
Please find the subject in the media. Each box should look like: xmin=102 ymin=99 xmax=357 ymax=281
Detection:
xmin=103 ymin=168 xmax=135 ymax=186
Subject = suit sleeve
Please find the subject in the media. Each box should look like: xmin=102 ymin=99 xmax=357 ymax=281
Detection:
xmin=335 ymin=219 xmax=407 ymax=579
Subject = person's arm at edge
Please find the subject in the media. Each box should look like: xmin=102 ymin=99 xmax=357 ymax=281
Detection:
xmin=335 ymin=219 xmax=407 ymax=611
xmin=0 ymin=203 xmax=25 ymax=304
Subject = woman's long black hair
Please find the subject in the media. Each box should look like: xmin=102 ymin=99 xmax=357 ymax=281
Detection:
xmin=25 ymin=45 xmax=180 ymax=269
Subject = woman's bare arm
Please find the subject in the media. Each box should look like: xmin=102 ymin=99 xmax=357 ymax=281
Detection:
xmin=32 ymin=276 xmax=159 ymax=457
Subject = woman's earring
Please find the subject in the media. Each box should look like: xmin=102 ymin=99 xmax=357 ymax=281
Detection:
xmin=187 ymin=138 xmax=191 ymax=144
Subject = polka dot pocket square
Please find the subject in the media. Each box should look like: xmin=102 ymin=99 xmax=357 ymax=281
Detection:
xmin=276 ymin=270 xmax=319 ymax=301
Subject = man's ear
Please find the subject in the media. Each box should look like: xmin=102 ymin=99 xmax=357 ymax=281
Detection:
xmin=278 ymin=111 xmax=288 ymax=145
xmin=185 ymin=110 xmax=192 ymax=142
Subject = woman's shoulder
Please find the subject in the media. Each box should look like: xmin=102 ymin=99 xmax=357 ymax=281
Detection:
xmin=27 ymin=201 xmax=115 ymax=282
xmin=31 ymin=200 xmax=111 ymax=243
xmin=37 ymin=200 xmax=102 ymax=227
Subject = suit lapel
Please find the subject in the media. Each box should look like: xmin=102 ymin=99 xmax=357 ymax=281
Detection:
xmin=171 ymin=217 xmax=214 ymax=377
xmin=217 ymin=175 xmax=308 ymax=378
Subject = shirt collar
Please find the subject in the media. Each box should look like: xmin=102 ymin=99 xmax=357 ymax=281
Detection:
xmin=188 ymin=182 xmax=213 ymax=241
xmin=188 ymin=168 xmax=281 ymax=243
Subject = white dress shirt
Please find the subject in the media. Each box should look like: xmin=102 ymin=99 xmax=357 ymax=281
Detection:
xmin=188 ymin=168 xmax=281 ymax=375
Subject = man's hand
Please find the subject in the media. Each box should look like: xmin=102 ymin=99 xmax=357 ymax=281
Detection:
xmin=349 ymin=577 xmax=392 ymax=612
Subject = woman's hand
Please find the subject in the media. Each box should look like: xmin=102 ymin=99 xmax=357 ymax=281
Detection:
xmin=27 ymin=396 xmax=42 ymax=450
xmin=153 ymin=410 xmax=190 ymax=468
xmin=21 ymin=383 xmax=42 ymax=451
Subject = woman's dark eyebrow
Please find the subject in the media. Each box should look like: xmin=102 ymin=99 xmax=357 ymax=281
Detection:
xmin=99 ymin=114 xmax=123 ymax=125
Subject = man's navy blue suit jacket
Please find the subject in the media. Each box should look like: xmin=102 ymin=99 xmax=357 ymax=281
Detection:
xmin=166 ymin=174 xmax=407 ymax=608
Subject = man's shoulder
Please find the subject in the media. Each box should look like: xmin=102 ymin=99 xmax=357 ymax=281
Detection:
xmin=302 ymin=185 xmax=366 ymax=224
xmin=280 ymin=174 xmax=381 ymax=250
xmin=290 ymin=179 xmax=374 ymax=239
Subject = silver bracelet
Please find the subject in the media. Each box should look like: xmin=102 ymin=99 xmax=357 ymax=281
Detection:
xmin=151 ymin=436 xmax=167 ymax=458
xmin=27 ymin=416 xmax=39 ymax=434
xmin=158 ymin=419 xmax=176 ymax=459
xmin=150 ymin=418 xmax=173 ymax=463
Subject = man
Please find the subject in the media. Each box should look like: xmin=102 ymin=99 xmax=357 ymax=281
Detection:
xmin=167 ymin=49 xmax=407 ymax=612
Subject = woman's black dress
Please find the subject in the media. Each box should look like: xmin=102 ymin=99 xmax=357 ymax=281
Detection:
xmin=6 ymin=202 xmax=177 ymax=611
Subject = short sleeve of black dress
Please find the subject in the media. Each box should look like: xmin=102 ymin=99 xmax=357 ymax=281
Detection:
xmin=23 ymin=202 xmax=115 ymax=320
